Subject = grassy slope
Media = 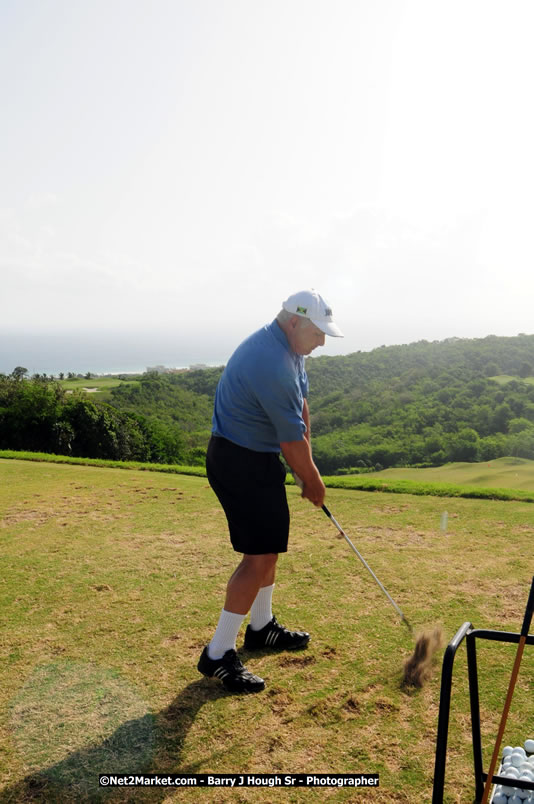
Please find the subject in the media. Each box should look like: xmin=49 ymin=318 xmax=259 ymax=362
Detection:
xmin=1 ymin=451 xmax=533 ymax=504
xmin=366 ymin=457 xmax=534 ymax=491
xmin=2 ymin=459 xmax=534 ymax=802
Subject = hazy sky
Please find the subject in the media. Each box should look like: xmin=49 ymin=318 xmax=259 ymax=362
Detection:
xmin=2 ymin=0 xmax=534 ymax=369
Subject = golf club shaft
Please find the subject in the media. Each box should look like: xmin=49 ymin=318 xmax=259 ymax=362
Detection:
xmin=480 ymin=576 xmax=534 ymax=804
xmin=322 ymin=504 xmax=412 ymax=633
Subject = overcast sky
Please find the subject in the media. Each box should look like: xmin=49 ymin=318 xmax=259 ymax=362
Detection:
xmin=2 ymin=0 xmax=534 ymax=370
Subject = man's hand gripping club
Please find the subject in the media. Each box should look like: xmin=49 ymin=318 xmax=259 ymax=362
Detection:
xmin=280 ymin=437 xmax=326 ymax=508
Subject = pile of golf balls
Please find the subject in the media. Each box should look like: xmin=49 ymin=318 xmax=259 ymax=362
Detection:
xmin=492 ymin=741 xmax=534 ymax=803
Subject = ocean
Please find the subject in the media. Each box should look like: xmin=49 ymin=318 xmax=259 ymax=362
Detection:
xmin=0 ymin=330 xmax=230 ymax=376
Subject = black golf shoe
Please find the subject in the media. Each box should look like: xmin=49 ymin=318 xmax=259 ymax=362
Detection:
xmin=244 ymin=615 xmax=310 ymax=651
xmin=197 ymin=647 xmax=265 ymax=693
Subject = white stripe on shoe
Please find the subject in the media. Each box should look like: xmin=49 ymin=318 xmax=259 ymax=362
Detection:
xmin=266 ymin=630 xmax=279 ymax=646
xmin=214 ymin=668 xmax=229 ymax=680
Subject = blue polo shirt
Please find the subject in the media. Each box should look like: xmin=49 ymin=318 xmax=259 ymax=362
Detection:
xmin=212 ymin=320 xmax=309 ymax=452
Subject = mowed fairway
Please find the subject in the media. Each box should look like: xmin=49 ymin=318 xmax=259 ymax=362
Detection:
xmin=59 ymin=377 xmax=141 ymax=397
xmin=366 ymin=457 xmax=534 ymax=492
xmin=1 ymin=459 xmax=534 ymax=802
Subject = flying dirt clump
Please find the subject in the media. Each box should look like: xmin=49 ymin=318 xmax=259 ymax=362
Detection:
xmin=402 ymin=627 xmax=444 ymax=688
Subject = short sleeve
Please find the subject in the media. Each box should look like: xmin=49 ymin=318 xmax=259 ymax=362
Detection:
xmin=251 ymin=362 xmax=306 ymax=443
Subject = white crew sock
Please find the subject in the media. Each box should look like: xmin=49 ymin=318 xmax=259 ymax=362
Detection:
xmin=207 ymin=610 xmax=246 ymax=660
xmin=249 ymin=584 xmax=275 ymax=631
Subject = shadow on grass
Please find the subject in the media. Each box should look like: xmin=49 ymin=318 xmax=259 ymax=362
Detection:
xmin=1 ymin=679 xmax=230 ymax=803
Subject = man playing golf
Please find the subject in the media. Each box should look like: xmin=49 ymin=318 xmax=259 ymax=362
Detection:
xmin=198 ymin=289 xmax=343 ymax=692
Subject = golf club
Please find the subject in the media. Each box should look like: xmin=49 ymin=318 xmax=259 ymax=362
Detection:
xmin=322 ymin=504 xmax=413 ymax=634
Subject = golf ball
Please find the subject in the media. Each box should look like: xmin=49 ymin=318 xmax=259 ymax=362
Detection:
xmin=496 ymin=738 xmax=534 ymax=803
xmin=507 ymin=767 xmax=521 ymax=778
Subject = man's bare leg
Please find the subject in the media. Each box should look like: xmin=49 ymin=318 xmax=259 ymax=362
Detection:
xmin=224 ymin=553 xmax=278 ymax=614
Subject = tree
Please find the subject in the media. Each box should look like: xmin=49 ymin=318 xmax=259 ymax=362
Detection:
xmin=11 ymin=367 xmax=28 ymax=380
xmin=491 ymin=403 xmax=512 ymax=433
xmin=484 ymin=362 xmax=500 ymax=377
xmin=508 ymin=430 xmax=534 ymax=459
xmin=448 ymin=428 xmax=480 ymax=462
xmin=508 ymin=418 xmax=534 ymax=435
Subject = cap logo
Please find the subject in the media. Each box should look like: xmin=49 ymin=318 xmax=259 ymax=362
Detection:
xmin=324 ymin=307 xmax=332 ymax=316
xmin=296 ymin=306 xmax=307 ymax=314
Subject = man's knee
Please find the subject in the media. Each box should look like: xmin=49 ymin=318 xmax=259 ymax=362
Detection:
xmin=242 ymin=552 xmax=278 ymax=574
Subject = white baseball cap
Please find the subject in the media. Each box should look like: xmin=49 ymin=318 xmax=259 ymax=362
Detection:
xmin=282 ymin=289 xmax=344 ymax=337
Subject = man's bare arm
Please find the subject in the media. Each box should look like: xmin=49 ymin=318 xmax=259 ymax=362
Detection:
xmin=280 ymin=436 xmax=325 ymax=507
xmin=302 ymin=398 xmax=311 ymax=445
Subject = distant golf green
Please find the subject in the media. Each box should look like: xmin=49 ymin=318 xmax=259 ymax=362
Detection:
xmin=366 ymin=456 xmax=534 ymax=491
xmin=489 ymin=374 xmax=534 ymax=386
xmin=59 ymin=376 xmax=140 ymax=395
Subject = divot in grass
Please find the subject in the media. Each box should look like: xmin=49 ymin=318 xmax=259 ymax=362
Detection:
xmin=278 ymin=654 xmax=316 ymax=667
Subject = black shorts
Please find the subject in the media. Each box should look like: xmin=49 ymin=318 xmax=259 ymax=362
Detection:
xmin=206 ymin=435 xmax=289 ymax=554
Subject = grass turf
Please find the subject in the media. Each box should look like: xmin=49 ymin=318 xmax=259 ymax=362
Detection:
xmin=364 ymin=457 xmax=534 ymax=492
xmin=1 ymin=451 xmax=533 ymax=504
xmin=1 ymin=458 xmax=534 ymax=802
xmin=58 ymin=377 xmax=141 ymax=394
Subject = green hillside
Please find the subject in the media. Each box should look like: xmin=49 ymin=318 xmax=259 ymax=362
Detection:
xmin=3 ymin=333 xmax=534 ymax=472
xmin=366 ymin=457 xmax=534 ymax=491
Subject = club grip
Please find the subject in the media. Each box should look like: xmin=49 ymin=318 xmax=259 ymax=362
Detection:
xmin=322 ymin=504 xmax=332 ymax=518
xmin=521 ymin=576 xmax=534 ymax=637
